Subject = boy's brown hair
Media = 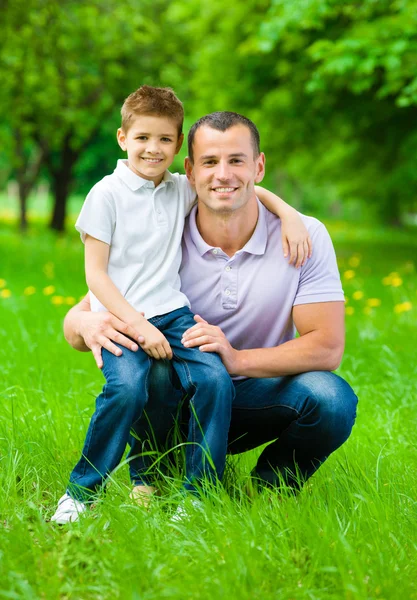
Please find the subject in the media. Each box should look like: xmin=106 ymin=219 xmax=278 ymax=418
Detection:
xmin=121 ymin=85 xmax=184 ymax=135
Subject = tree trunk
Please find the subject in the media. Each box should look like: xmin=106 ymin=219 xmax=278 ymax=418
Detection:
xmin=14 ymin=129 xmax=44 ymax=232
xmin=18 ymin=188 xmax=28 ymax=231
xmin=47 ymin=137 xmax=79 ymax=232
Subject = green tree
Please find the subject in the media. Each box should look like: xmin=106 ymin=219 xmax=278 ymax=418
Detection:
xmin=1 ymin=0 xmax=193 ymax=231
xmin=185 ymin=0 xmax=417 ymax=223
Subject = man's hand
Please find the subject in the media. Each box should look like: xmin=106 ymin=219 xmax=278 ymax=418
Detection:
xmin=78 ymin=311 xmax=143 ymax=369
xmin=181 ymin=315 xmax=239 ymax=374
xmin=133 ymin=318 xmax=173 ymax=360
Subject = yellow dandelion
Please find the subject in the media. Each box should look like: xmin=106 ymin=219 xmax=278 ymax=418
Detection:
xmin=344 ymin=270 xmax=355 ymax=280
xmin=367 ymin=298 xmax=381 ymax=308
xmin=65 ymin=297 xmax=76 ymax=305
xmin=363 ymin=306 xmax=372 ymax=315
xmin=348 ymin=256 xmax=361 ymax=268
xmin=391 ymin=277 xmax=403 ymax=287
xmin=24 ymin=286 xmax=36 ymax=296
xmin=43 ymin=285 xmax=56 ymax=296
xmin=0 ymin=289 xmax=11 ymax=298
xmin=345 ymin=306 xmax=355 ymax=316
xmin=0 ymin=279 xmax=6 ymax=288
xmin=352 ymin=291 xmax=364 ymax=300
xmin=51 ymin=295 xmax=64 ymax=305
xmin=394 ymin=302 xmax=412 ymax=314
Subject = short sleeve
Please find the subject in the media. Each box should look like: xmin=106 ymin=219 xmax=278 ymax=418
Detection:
xmin=293 ymin=221 xmax=344 ymax=305
xmin=75 ymin=182 xmax=116 ymax=245
xmin=177 ymin=174 xmax=197 ymax=216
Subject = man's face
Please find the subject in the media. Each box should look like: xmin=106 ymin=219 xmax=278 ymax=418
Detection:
xmin=117 ymin=115 xmax=183 ymax=186
xmin=185 ymin=124 xmax=265 ymax=215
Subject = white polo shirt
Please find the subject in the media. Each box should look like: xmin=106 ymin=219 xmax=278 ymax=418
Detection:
xmin=75 ymin=160 xmax=195 ymax=318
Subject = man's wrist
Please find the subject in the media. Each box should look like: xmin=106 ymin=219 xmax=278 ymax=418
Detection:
xmin=230 ymin=349 xmax=246 ymax=376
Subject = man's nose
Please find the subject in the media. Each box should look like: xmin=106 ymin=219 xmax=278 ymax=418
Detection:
xmin=214 ymin=161 xmax=231 ymax=180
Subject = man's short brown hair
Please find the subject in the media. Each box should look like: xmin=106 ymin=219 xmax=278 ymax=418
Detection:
xmin=121 ymin=85 xmax=184 ymax=135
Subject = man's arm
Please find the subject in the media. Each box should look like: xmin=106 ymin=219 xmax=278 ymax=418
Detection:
xmin=181 ymin=301 xmax=345 ymax=378
xmin=63 ymin=294 xmax=143 ymax=368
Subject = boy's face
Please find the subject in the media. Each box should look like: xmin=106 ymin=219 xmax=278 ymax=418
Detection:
xmin=117 ymin=115 xmax=183 ymax=186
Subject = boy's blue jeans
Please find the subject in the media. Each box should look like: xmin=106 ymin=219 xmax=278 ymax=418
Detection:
xmin=68 ymin=307 xmax=235 ymax=501
xmin=130 ymin=363 xmax=358 ymax=490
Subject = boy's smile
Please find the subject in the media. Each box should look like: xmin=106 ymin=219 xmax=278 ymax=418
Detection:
xmin=117 ymin=115 xmax=183 ymax=186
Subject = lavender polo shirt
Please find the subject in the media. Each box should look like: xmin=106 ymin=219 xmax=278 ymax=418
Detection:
xmin=180 ymin=200 xmax=344 ymax=355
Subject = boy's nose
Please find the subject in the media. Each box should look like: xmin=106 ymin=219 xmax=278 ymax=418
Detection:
xmin=146 ymin=140 xmax=160 ymax=154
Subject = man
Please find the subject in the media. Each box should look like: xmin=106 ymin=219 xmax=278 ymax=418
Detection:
xmin=64 ymin=111 xmax=357 ymax=494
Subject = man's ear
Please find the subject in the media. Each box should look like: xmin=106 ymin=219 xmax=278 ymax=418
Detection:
xmin=117 ymin=128 xmax=127 ymax=151
xmin=254 ymin=152 xmax=266 ymax=184
xmin=185 ymin=157 xmax=195 ymax=185
xmin=175 ymin=133 xmax=184 ymax=154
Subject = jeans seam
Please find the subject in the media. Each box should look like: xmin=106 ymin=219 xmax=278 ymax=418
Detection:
xmin=73 ymin=384 xmax=108 ymax=482
xmin=173 ymin=353 xmax=196 ymax=477
xmin=233 ymin=403 xmax=301 ymax=417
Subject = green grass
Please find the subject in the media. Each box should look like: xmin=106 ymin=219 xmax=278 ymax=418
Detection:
xmin=0 ymin=216 xmax=417 ymax=599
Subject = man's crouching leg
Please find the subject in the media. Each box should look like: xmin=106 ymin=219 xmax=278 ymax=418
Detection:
xmin=254 ymin=371 xmax=358 ymax=490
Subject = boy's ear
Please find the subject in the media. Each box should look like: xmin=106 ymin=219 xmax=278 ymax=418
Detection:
xmin=117 ymin=128 xmax=127 ymax=151
xmin=175 ymin=133 xmax=184 ymax=154
xmin=184 ymin=157 xmax=195 ymax=185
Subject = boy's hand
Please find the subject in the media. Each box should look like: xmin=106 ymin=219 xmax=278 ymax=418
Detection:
xmin=134 ymin=318 xmax=173 ymax=360
xmin=281 ymin=215 xmax=312 ymax=269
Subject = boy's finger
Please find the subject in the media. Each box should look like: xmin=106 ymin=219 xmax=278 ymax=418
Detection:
xmin=295 ymin=243 xmax=303 ymax=269
xmin=289 ymin=242 xmax=297 ymax=265
xmin=164 ymin=342 xmax=173 ymax=360
xmin=302 ymin=240 xmax=309 ymax=266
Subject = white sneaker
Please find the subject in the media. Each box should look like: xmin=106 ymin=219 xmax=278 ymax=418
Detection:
xmin=170 ymin=498 xmax=203 ymax=523
xmin=50 ymin=493 xmax=87 ymax=524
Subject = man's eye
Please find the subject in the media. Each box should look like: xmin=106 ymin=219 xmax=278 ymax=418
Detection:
xmin=231 ymin=159 xmax=242 ymax=164
xmin=204 ymin=161 xmax=215 ymax=166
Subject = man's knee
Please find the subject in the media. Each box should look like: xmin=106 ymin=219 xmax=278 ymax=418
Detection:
xmin=295 ymin=371 xmax=358 ymax=445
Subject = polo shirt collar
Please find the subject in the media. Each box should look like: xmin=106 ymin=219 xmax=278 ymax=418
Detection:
xmin=188 ymin=198 xmax=268 ymax=257
xmin=114 ymin=159 xmax=173 ymax=191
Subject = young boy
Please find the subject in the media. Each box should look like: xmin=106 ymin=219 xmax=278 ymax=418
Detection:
xmin=51 ymin=86 xmax=311 ymax=524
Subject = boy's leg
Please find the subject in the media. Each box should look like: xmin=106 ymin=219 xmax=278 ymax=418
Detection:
xmin=127 ymin=359 xmax=185 ymax=486
xmin=68 ymin=345 xmax=152 ymax=501
xmin=156 ymin=307 xmax=235 ymax=492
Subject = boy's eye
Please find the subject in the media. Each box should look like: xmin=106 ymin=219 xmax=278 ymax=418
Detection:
xmin=161 ymin=137 xmax=173 ymax=143
xmin=136 ymin=136 xmax=147 ymax=141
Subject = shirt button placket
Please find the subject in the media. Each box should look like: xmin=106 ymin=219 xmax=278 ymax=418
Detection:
xmin=222 ymin=260 xmax=237 ymax=308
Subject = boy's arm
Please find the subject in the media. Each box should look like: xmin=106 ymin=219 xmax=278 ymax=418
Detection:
xmin=85 ymin=235 xmax=173 ymax=360
xmin=255 ymin=186 xmax=312 ymax=269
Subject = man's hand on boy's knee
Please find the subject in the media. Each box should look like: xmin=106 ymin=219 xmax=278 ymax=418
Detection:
xmin=78 ymin=311 xmax=143 ymax=369
xmin=181 ymin=315 xmax=240 ymax=374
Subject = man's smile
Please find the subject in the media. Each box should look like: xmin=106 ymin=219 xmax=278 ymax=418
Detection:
xmin=211 ymin=186 xmax=238 ymax=193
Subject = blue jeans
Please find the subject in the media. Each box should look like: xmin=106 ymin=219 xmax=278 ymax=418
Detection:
xmin=68 ymin=307 xmax=234 ymax=501
xmin=130 ymin=363 xmax=358 ymax=490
